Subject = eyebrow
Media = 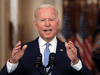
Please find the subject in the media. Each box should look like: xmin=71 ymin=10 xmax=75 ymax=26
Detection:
xmin=40 ymin=18 xmax=55 ymax=19
xmin=50 ymin=18 xmax=54 ymax=19
xmin=40 ymin=18 xmax=45 ymax=20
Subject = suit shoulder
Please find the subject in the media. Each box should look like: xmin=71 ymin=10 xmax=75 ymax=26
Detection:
xmin=21 ymin=37 xmax=38 ymax=47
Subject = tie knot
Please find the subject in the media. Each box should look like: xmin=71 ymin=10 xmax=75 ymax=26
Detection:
xmin=45 ymin=43 xmax=50 ymax=48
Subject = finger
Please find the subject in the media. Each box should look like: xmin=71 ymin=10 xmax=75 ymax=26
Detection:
xmin=15 ymin=41 xmax=21 ymax=47
xmin=71 ymin=48 xmax=76 ymax=54
xmin=12 ymin=50 xmax=19 ymax=56
xmin=68 ymin=41 xmax=75 ymax=48
xmin=12 ymin=50 xmax=19 ymax=54
xmin=70 ymin=47 xmax=77 ymax=55
xmin=72 ymin=48 xmax=77 ymax=53
xmin=68 ymin=44 xmax=75 ymax=49
xmin=14 ymin=46 xmax=21 ymax=50
xmin=68 ymin=41 xmax=74 ymax=45
xmin=67 ymin=50 xmax=74 ymax=57
xmin=66 ymin=42 xmax=76 ymax=52
xmin=22 ymin=45 xmax=27 ymax=51
xmin=66 ymin=43 xmax=72 ymax=50
xmin=68 ymin=44 xmax=76 ymax=52
xmin=65 ymin=42 xmax=70 ymax=50
xmin=68 ymin=50 xmax=73 ymax=54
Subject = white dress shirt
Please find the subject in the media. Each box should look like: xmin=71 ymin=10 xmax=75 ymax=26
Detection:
xmin=39 ymin=36 xmax=57 ymax=64
xmin=7 ymin=36 xmax=82 ymax=73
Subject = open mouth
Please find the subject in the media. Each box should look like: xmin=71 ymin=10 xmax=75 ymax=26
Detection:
xmin=44 ymin=29 xmax=52 ymax=32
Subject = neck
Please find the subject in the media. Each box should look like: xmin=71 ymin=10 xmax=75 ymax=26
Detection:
xmin=44 ymin=38 xmax=53 ymax=42
xmin=41 ymin=36 xmax=56 ymax=42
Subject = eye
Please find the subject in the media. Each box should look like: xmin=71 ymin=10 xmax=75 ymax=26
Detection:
xmin=50 ymin=18 xmax=54 ymax=21
xmin=41 ymin=19 xmax=44 ymax=21
xmin=40 ymin=18 xmax=45 ymax=21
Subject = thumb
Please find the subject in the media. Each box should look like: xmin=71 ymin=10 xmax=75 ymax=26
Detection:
xmin=22 ymin=45 xmax=27 ymax=51
xmin=65 ymin=42 xmax=69 ymax=50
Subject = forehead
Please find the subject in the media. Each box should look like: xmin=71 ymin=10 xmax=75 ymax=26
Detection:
xmin=37 ymin=7 xmax=57 ymax=18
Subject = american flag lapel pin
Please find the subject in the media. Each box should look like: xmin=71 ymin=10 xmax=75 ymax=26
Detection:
xmin=60 ymin=49 xmax=63 ymax=51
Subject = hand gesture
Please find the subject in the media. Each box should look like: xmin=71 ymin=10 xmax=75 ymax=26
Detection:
xmin=10 ymin=41 xmax=27 ymax=64
xmin=65 ymin=41 xmax=79 ymax=65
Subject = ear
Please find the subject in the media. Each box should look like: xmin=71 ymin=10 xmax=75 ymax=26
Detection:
xmin=57 ymin=19 xmax=59 ymax=29
xmin=34 ymin=21 xmax=38 ymax=30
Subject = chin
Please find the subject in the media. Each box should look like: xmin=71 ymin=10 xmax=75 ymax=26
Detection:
xmin=45 ymin=37 xmax=52 ymax=40
xmin=44 ymin=34 xmax=54 ymax=38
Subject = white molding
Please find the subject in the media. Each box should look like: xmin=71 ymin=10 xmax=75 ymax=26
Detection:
xmin=10 ymin=0 xmax=18 ymax=46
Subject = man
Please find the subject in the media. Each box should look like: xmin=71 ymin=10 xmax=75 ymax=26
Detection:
xmin=0 ymin=4 xmax=92 ymax=75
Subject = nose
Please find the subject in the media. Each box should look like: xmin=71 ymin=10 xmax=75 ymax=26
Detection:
xmin=45 ymin=19 xmax=50 ymax=27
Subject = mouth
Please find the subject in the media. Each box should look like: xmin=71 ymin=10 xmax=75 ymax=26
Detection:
xmin=44 ymin=29 xmax=52 ymax=32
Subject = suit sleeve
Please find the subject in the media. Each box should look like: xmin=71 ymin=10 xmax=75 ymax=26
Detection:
xmin=73 ymin=46 xmax=93 ymax=75
xmin=0 ymin=61 xmax=22 ymax=75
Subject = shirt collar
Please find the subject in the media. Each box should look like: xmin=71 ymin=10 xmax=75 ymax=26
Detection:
xmin=39 ymin=36 xmax=57 ymax=49
xmin=49 ymin=36 xmax=57 ymax=49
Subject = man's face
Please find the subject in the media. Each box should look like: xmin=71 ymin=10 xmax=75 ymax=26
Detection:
xmin=34 ymin=7 xmax=59 ymax=42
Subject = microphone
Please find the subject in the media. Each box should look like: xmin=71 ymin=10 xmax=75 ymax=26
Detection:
xmin=46 ymin=53 xmax=56 ymax=75
xmin=34 ymin=53 xmax=44 ymax=75
xmin=34 ymin=53 xmax=42 ymax=68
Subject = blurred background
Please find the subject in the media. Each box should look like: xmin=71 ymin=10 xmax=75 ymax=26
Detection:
xmin=0 ymin=0 xmax=100 ymax=75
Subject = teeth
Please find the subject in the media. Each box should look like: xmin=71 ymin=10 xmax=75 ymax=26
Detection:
xmin=46 ymin=30 xmax=50 ymax=32
xmin=44 ymin=29 xmax=52 ymax=33
xmin=45 ymin=30 xmax=51 ymax=31
xmin=47 ymin=30 xmax=50 ymax=32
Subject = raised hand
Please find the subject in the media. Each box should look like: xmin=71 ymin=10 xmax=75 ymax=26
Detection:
xmin=10 ymin=41 xmax=27 ymax=64
xmin=65 ymin=41 xmax=79 ymax=65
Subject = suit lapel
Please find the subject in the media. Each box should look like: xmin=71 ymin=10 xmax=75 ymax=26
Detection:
xmin=30 ymin=37 xmax=66 ymax=75
xmin=30 ymin=37 xmax=46 ymax=74
xmin=52 ymin=38 xmax=66 ymax=75
xmin=30 ymin=37 xmax=40 ymax=55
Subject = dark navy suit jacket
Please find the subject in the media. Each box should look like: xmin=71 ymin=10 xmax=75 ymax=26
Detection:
xmin=0 ymin=37 xmax=93 ymax=75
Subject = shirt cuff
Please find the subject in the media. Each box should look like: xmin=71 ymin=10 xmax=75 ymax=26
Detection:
xmin=6 ymin=58 xmax=19 ymax=73
xmin=71 ymin=59 xmax=82 ymax=71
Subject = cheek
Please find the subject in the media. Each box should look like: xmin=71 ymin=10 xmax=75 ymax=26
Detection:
xmin=36 ymin=24 xmax=43 ymax=31
xmin=38 ymin=27 xmax=44 ymax=34
xmin=53 ymin=24 xmax=59 ymax=30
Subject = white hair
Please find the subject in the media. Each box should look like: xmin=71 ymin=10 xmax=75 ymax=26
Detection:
xmin=34 ymin=4 xmax=58 ymax=21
